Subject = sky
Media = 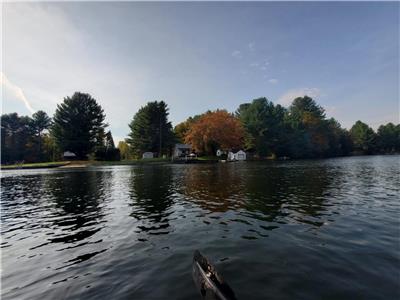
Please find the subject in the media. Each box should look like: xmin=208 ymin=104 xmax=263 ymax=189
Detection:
xmin=2 ymin=2 xmax=399 ymax=143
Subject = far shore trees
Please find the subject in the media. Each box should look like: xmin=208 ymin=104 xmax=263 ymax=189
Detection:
xmin=31 ymin=110 xmax=52 ymax=162
xmin=376 ymin=123 xmax=400 ymax=153
xmin=51 ymin=92 xmax=107 ymax=159
xmin=350 ymin=120 xmax=376 ymax=154
xmin=1 ymin=94 xmax=399 ymax=165
xmin=127 ymin=101 xmax=174 ymax=158
xmin=184 ymin=110 xmax=244 ymax=155
xmin=117 ymin=140 xmax=132 ymax=160
xmin=236 ymin=98 xmax=286 ymax=157
xmin=1 ymin=113 xmax=34 ymax=163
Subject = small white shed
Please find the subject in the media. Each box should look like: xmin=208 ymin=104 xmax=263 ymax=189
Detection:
xmin=142 ymin=152 xmax=154 ymax=159
xmin=63 ymin=151 xmax=77 ymax=159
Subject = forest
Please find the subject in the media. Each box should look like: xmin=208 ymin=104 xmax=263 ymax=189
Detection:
xmin=1 ymin=92 xmax=399 ymax=164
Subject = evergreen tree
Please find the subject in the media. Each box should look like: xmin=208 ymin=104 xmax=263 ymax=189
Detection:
xmin=236 ymin=98 xmax=286 ymax=157
xmin=127 ymin=101 xmax=174 ymax=157
xmin=31 ymin=110 xmax=52 ymax=161
xmin=51 ymin=92 xmax=107 ymax=159
xmin=350 ymin=120 xmax=376 ymax=154
xmin=376 ymin=123 xmax=400 ymax=153
xmin=1 ymin=113 xmax=34 ymax=163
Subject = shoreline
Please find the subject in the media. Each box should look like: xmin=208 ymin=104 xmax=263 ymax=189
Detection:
xmin=1 ymin=153 xmax=399 ymax=171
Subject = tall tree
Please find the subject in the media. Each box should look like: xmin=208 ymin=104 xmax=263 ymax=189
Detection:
xmin=184 ymin=110 xmax=244 ymax=154
xmin=51 ymin=92 xmax=107 ymax=159
xmin=105 ymin=131 xmax=115 ymax=150
xmin=127 ymin=101 xmax=174 ymax=157
xmin=350 ymin=120 xmax=376 ymax=154
xmin=118 ymin=140 xmax=131 ymax=160
xmin=1 ymin=113 xmax=34 ymax=163
xmin=236 ymin=98 xmax=286 ymax=157
xmin=376 ymin=123 xmax=400 ymax=153
xmin=31 ymin=110 xmax=52 ymax=161
xmin=286 ymin=96 xmax=329 ymax=158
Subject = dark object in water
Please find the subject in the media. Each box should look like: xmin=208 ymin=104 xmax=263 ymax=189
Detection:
xmin=192 ymin=250 xmax=238 ymax=300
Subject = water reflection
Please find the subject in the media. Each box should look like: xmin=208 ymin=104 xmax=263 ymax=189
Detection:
xmin=181 ymin=164 xmax=246 ymax=212
xmin=42 ymin=171 xmax=110 ymax=245
xmin=128 ymin=166 xmax=174 ymax=235
xmin=179 ymin=162 xmax=337 ymax=232
xmin=243 ymin=163 xmax=337 ymax=226
xmin=1 ymin=156 xmax=399 ymax=300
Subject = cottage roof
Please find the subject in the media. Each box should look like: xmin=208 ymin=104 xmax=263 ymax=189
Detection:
xmin=63 ymin=151 xmax=76 ymax=157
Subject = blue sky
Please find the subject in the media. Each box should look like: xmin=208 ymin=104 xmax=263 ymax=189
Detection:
xmin=2 ymin=2 xmax=399 ymax=142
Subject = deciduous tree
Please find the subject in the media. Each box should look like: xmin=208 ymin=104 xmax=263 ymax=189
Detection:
xmin=184 ymin=110 xmax=244 ymax=154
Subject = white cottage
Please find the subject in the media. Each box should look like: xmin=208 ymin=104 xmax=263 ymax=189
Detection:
xmin=227 ymin=150 xmax=246 ymax=161
xmin=142 ymin=152 xmax=154 ymax=159
xmin=234 ymin=150 xmax=246 ymax=161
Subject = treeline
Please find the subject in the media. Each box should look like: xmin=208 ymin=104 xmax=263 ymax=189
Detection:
xmin=124 ymin=96 xmax=399 ymax=159
xmin=1 ymin=92 xmax=120 ymax=164
xmin=2 ymin=92 xmax=399 ymax=164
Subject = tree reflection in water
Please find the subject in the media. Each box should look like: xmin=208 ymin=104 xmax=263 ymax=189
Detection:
xmin=44 ymin=171 xmax=110 ymax=245
xmin=181 ymin=163 xmax=246 ymax=213
xmin=128 ymin=166 xmax=174 ymax=236
xmin=243 ymin=162 xmax=337 ymax=227
xmin=180 ymin=162 xmax=337 ymax=229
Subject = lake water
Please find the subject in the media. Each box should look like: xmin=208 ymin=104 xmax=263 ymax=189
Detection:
xmin=1 ymin=156 xmax=399 ymax=300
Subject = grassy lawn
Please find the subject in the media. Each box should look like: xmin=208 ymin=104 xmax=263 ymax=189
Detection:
xmin=2 ymin=157 xmax=226 ymax=170
xmin=91 ymin=158 xmax=170 ymax=166
xmin=196 ymin=156 xmax=219 ymax=161
xmin=1 ymin=161 xmax=70 ymax=170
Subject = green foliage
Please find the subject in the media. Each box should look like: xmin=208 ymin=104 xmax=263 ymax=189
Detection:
xmin=117 ymin=140 xmax=132 ymax=160
xmin=93 ymin=131 xmax=120 ymax=161
xmin=2 ymin=94 xmax=399 ymax=164
xmin=376 ymin=123 xmax=400 ymax=153
xmin=127 ymin=101 xmax=174 ymax=157
xmin=236 ymin=96 xmax=358 ymax=159
xmin=236 ymin=97 xmax=287 ymax=157
xmin=32 ymin=110 xmax=51 ymax=136
xmin=284 ymin=96 xmax=334 ymax=158
xmin=31 ymin=110 xmax=52 ymax=161
xmin=1 ymin=113 xmax=35 ymax=163
xmin=51 ymin=92 xmax=107 ymax=159
xmin=350 ymin=120 xmax=376 ymax=154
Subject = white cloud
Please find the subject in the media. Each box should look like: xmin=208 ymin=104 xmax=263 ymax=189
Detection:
xmin=3 ymin=3 xmax=149 ymax=138
xmin=277 ymin=88 xmax=321 ymax=106
xmin=1 ymin=72 xmax=35 ymax=114
xmin=231 ymin=50 xmax=241 ymax=58
xmin=249 ymin=62 xmax=259 ymax=67
xmin=268 ymin=78 xmax=278 ymax=84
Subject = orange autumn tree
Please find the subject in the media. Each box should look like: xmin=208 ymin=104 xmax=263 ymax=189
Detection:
xmin=184 ymin=110 xmax=244 ymax=155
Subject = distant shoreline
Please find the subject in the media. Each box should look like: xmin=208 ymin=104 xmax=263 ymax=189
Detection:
xmin=1 ymin=153 xmax=399 ymax=171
